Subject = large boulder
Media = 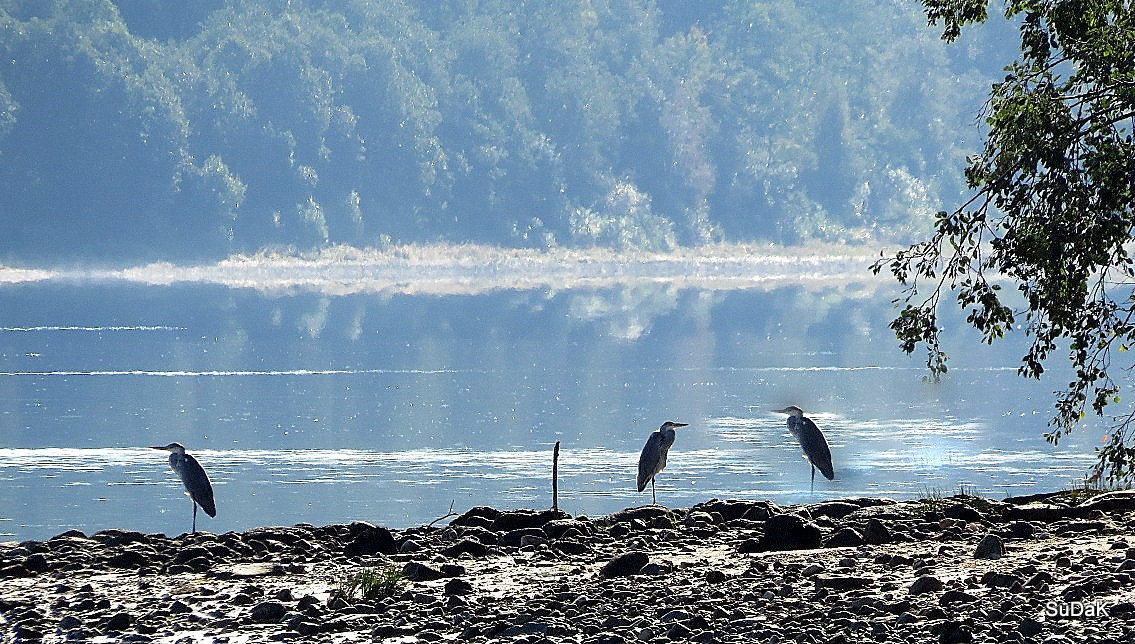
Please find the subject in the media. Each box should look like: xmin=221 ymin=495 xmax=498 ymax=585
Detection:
xmin=343 ymin=522 xmax=397 ymax=556
xmin=757 ymin=513 xmax=823 ymax=551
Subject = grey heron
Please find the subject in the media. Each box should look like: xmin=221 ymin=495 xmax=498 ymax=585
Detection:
xmin=637 ymin=421 xmax=688 ymax=505
xmin=772 ymin=406 xmax=834 ymax=491
xmin=151 ymin=442 xmax=216 ymax=533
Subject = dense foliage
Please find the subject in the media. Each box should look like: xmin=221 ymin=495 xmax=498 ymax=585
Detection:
xmin=0 ymin=0 xmax=1013 ymax=263
xmin=876 ymin=0 xmax=1135 ymax=481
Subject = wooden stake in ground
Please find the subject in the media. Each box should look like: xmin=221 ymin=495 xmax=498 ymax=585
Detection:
xmin=552 ymin=441 xmax=560 ymax=512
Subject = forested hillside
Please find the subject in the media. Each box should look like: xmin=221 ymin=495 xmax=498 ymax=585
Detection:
xmin=0 ymin=0 xmax=1015 ymax=264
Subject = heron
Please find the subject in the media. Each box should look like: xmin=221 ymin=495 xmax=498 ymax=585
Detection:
xmin=637 ymin=421 xmax=688 ymax=505
xmin=772 ymin=406 xmax=834 ymax=491
xmin=151 ymin=442 xmax=216 ymax=533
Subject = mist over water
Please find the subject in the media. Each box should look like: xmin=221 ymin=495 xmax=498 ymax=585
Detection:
xmin=0 ymin=245 xmax=1102 ymax=540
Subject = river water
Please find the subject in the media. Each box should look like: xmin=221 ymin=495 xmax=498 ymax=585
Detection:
xmin=0 ymin=245 xmax=1104 ymax=540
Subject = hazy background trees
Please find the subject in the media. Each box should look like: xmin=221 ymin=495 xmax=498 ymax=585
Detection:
xmin=0 ymin=0 xmax=1015 ymax=264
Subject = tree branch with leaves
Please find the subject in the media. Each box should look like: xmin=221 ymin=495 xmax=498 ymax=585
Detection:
xmin=873 ymin=0 xmax=1135 ymax=482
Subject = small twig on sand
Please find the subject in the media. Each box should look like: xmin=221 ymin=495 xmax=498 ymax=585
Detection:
xmin=427 ymin=500 xmax=457 ymax=528
xmin=552 ymin=441 xmax=561 ymax=512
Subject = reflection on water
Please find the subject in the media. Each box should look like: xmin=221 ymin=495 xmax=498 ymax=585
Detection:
xmin=0 ymin=247 xmax=1108 ymax=540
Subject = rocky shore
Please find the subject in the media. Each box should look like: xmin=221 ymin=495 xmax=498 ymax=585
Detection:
xmin=2 ymin=491 xmax=1134 ymax=643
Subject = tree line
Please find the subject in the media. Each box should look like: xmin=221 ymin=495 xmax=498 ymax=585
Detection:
xmin=0 ymin=0 xmax=1012 ymax=263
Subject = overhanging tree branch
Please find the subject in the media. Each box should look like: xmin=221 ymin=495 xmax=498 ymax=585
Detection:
xmin=879 ymin=0 xmax=1135 ymax=483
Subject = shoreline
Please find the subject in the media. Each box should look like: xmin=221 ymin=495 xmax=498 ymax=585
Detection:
xmin=2 ymin=490 xmax=1134 ymax=643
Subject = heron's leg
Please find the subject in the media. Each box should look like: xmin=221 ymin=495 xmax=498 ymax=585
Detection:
xmin=651 ymin=478 xmax=657 ymax=505
xmin=192 ymin=502 xmax=198 ymax=534
xmin=810 ymin=465 xmax=815 ymax=493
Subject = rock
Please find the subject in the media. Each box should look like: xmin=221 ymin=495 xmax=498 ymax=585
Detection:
xmin=973 ymin=534 xmax=1003 ymax=559
xmin=814 ymin=575 xmax=872 ymax=590
xmin=91 ymin=529 xmax=149 ymax=547
xmin=1019 ymin=617 xmax=1043 ymax=637
xmin=933 ymin=620 xmax=973 ymax=644
xmin=909 ymin=575 xmax=944 ymax=595
xmin=757 ymin=513 xmax=822 ymax=551
xmin=737 ymin=538 xmax=762 ymax=553
xmin=440 ymin=563 xmax=465 ymax=577
xmin=1077 ymin=490 xmax=1135 ymax=513
xmin=690 ymin=499 xmax=778 ymax=522
xmin=1006 ymin=521 xmax=1035 ymax=539
xmin=808 ymin=501 xmax=860 ymax=520
xmin=500 ymin=622 xmax=550 ymax=637
xmin=543 ymin=519 xmax=592 ymax=539
xmin=442 ymin=538 xmax=490 ymax=558
xmin=14 ymin=625 xmax=43 ymax=640
xmin=498 ymin=528 xmax=547 ymax=547
xmin=824 ymin=527 xmax=864 ymax=547
xmin=600 ymin=551 xmax=649 ymax=578
xmin=660 ymin=609 xmax=689 ymax=623
xmin=519 ymin=531 xmax=547 ymax=547
xmin=106 ymin=550 xmax=150 ymax=569
xmin=1111 ymin=601 xmax=1135 ymax=615
xmin=22 ymin=553 xmax=49 ymax=573
xmin=104 ymin=611 xmax=132 ymax=632
xmin=705 ymin=569 xmax=728 ymax=584
xmin=608 ymin=523 xmax=632 ymax=539
xmin=554 ymin=539 xmax=589 ymax=555
xmin=249 ymin=601 xmax=288 ymax=624
xmin=343 ymin=522 xmax=397 ymax=557
xmin=449 ymin=506 xmax=502 ymax=529
xmin=939 ymin=589 xmax=979 ymax=605
xmin=1005 ymin=503 xmax=1069 ymax=522
xmin=490 ymin=509 xmax=567 ymax=532
xmin=222 ymin=562 xmax=277 ymax=578
xmin=58 ymin=615 xmax=82 ymax=629
xmin=983 ymin=571 xmax=1023 ymax=588
xmin=943 ymin=503 xmax=984 ymax=522
xmin=443 ymin=578 xmax=473 ymax=596
xmin=402 ymin=562 xmax=445 ymax=582
xmin=639 ymin=561 xmax=671 ymax=576
xmin=863 ymin=518 xmax=892 ymax=545
xmin=665 ymin=621 xmax=692 ymax=640
xmin=398 ymin=539 xmax=422 ymax=554
xmin=606 ymin=506 xmax=674 ymax=525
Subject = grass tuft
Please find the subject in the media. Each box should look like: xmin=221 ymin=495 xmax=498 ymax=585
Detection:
xmin=330 ymin=564 xmax=405 ymax=605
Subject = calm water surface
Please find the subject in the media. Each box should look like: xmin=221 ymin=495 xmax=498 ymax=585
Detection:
xmin=0 ymin=248 xmax=1104 ymax=540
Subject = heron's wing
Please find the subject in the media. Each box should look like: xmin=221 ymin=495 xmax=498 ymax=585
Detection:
xmin=177 ymin=453 xmax=217 ymax=517
xmin=800 ymin=417 xmax=835 ymax=480
xmin=637 ymin=431 xmax=665 ymax=492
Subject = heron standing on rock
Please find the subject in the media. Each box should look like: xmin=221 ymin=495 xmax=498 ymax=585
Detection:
xmin=637 ymin=421 xmax=688 ymax=505
xmin=151 ymin=442 xmax=216 ymax=533
xmin=772 ymin=406 xmax=834 ymax=491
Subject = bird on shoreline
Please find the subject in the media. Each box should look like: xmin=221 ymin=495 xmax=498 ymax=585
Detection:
xmin=772 ymin=406 xmax=834 ymax=491
xmin=637 ymin=421 xmax=688 ymax=505
xmin=151 ymin=442 xmax=216 ymax=533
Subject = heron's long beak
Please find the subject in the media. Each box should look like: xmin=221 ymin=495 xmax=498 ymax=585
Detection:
xmin=149 ymin=445 xmax=170 ymax=451
xmin=771 ymin=408 xmax=791 ymax=414
xmin=674 ymin=423 xmax=689 ymax=428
